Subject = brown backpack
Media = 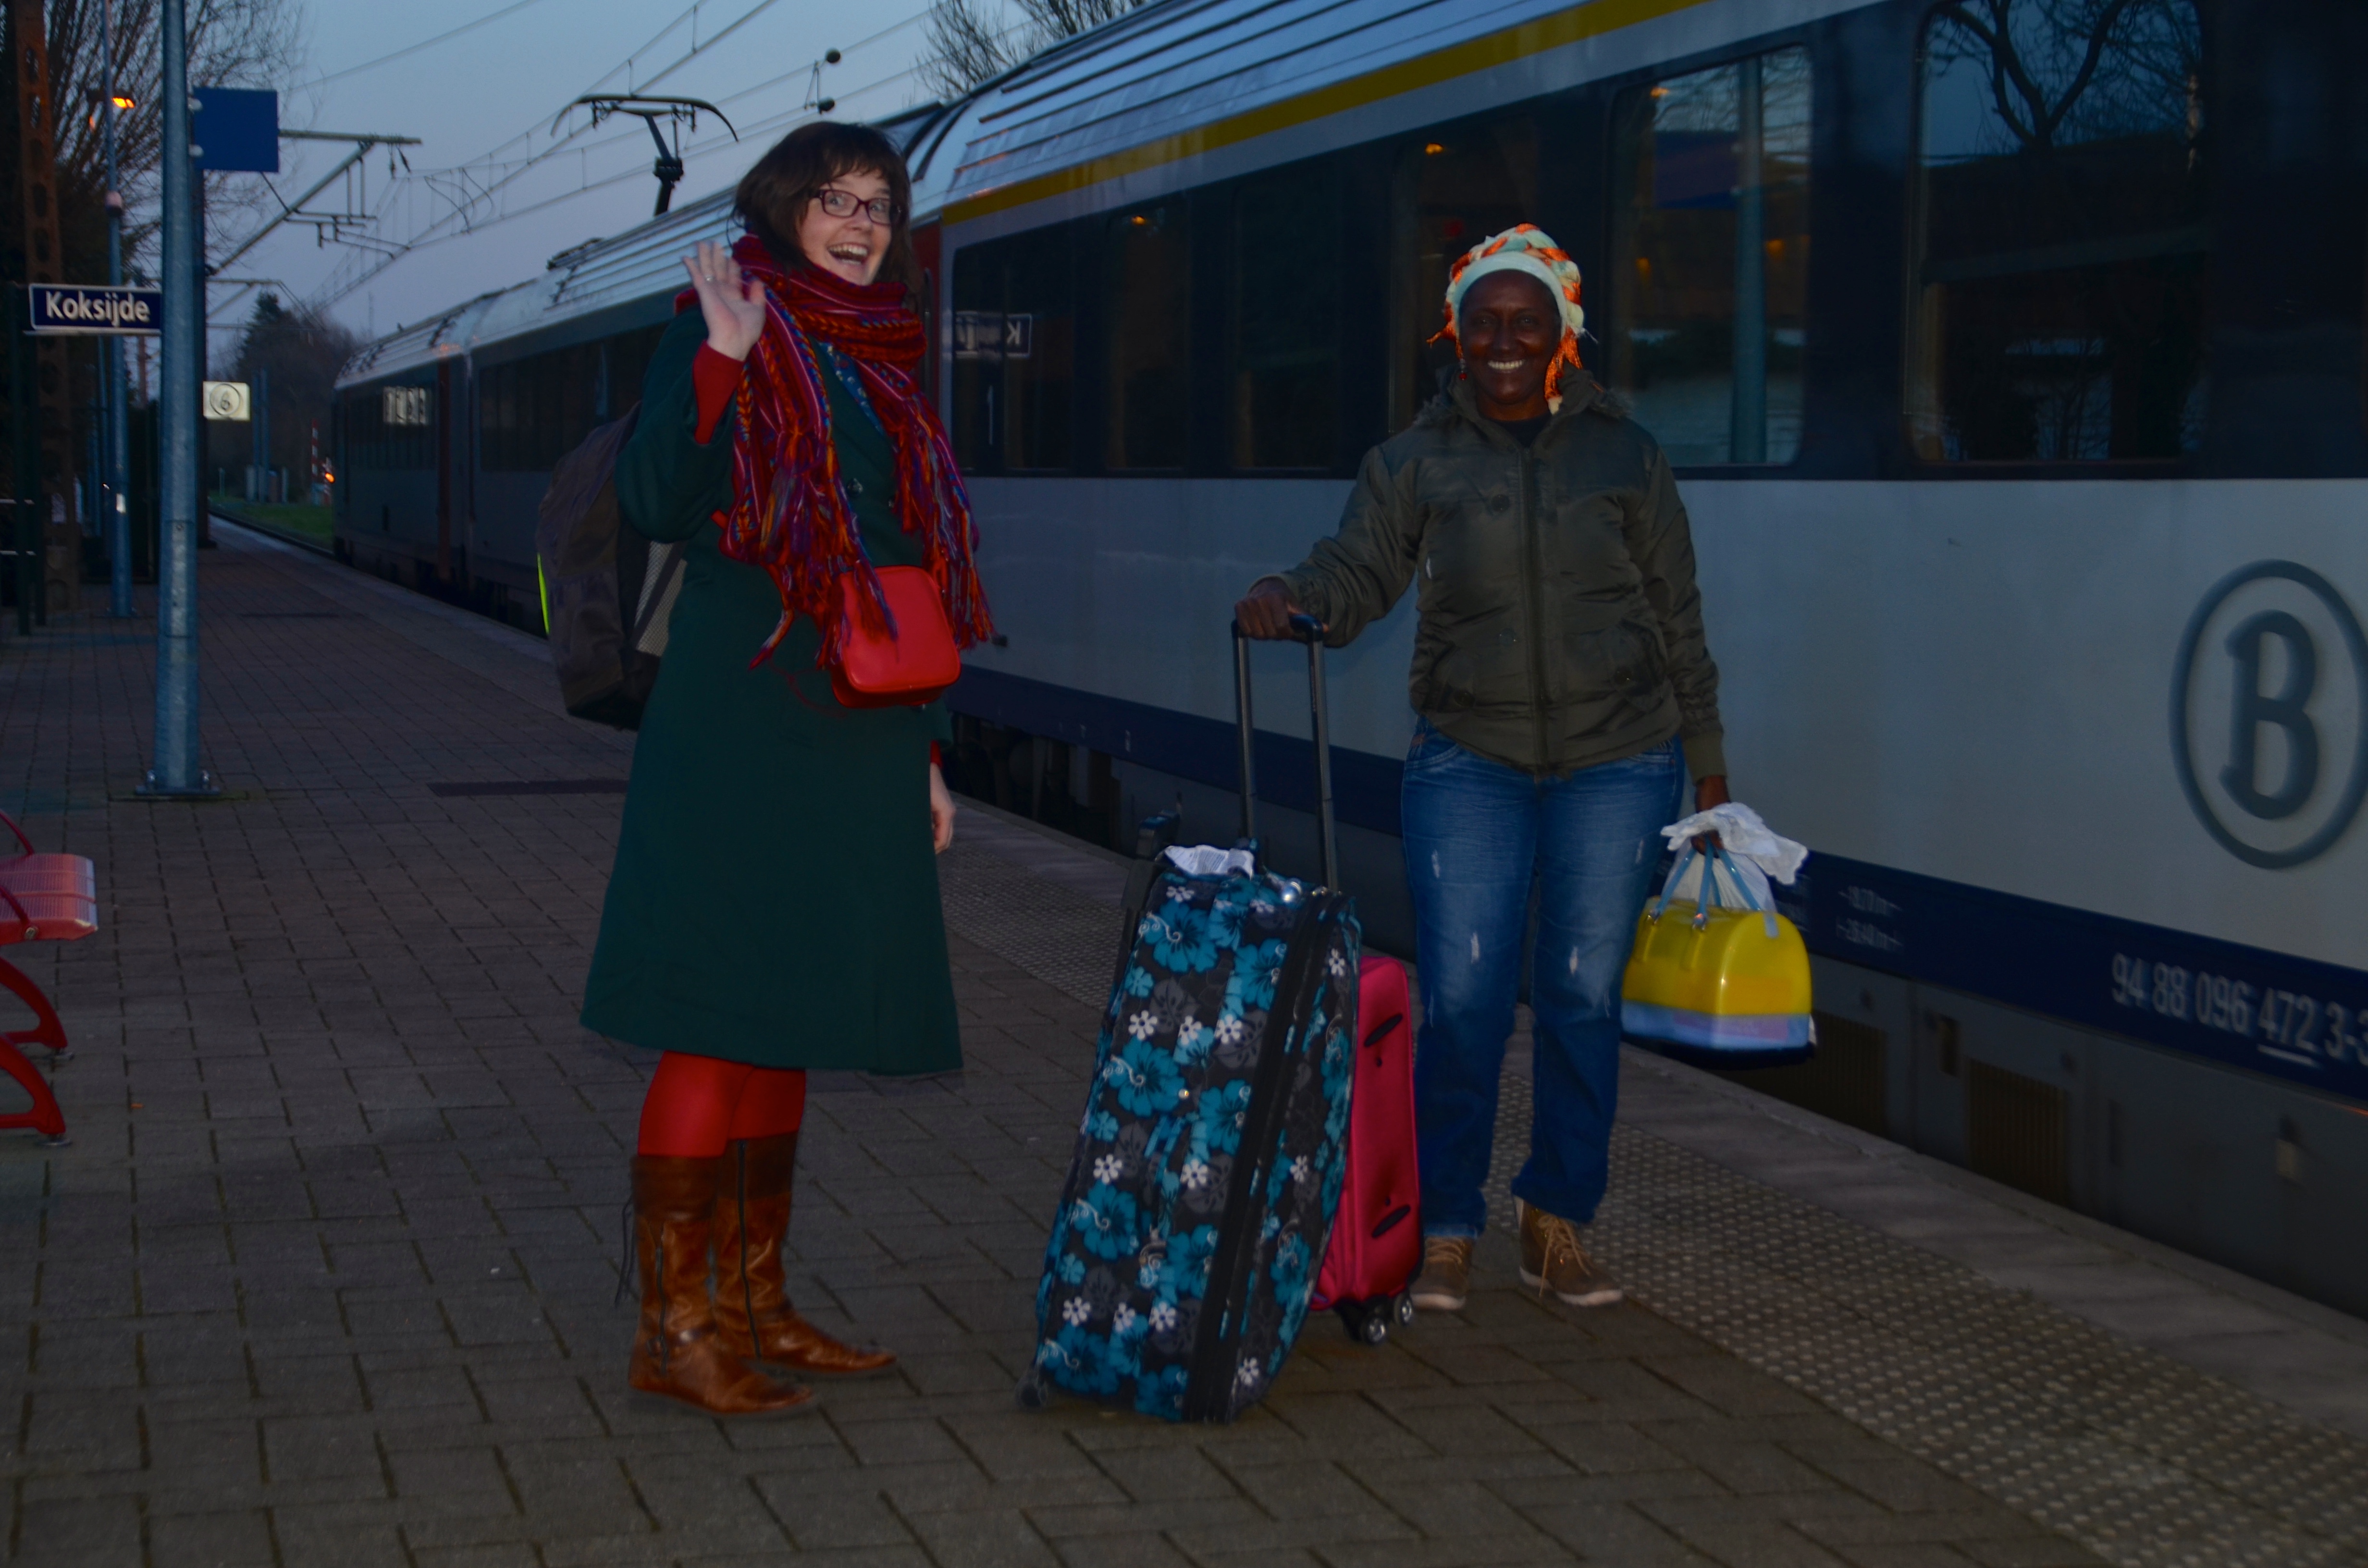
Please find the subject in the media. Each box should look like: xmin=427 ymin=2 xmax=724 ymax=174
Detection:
xmin=534 ymin=405 xmax=684 ymax=730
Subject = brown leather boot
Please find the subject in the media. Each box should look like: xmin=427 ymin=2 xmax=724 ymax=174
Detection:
xmin=627 ymin=1155 xmax=813 ymax=1416
xmin=714 ymin=1134 xmax=897 ymax=1376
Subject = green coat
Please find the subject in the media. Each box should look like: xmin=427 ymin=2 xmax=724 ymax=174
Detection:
xmin=1275 ymin=380 xmax=1725 ymax=781
xmin=581 ymin=310 xmax=960 ymax=1074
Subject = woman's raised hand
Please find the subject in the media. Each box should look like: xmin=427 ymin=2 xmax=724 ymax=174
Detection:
xmin=684 ymin=238 xmax=767 ymax=361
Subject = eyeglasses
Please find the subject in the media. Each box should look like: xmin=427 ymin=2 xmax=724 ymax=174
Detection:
xmin=813 ymin=188 xmax=898 ymax=226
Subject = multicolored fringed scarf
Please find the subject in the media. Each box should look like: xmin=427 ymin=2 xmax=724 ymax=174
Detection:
xmin=708 ymin=234 xmax=992 ymax=667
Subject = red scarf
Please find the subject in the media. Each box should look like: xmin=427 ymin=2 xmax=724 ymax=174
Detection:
xmin=706 ymin=235 xmax=991 ymax=667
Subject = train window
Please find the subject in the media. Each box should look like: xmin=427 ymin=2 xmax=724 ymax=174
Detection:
xmin=1105 ymin=204 xmax=1190 ymax=470
xmin=342 ymin=381 xmax=434 ymax=471
xmin=480 ymin=342 xmax=602 ymax=472
xmin=605 ymin=324 xmax=668 ymax=421
xmin=950 ymin=226 xmax=1076 ymax=473
xmin=1387 ymin=117 xmax=1538 ymax=433
xmin=1908 ymin=0 xmax=2206 ymax=462
xmin=1228 ymin=162 xmax=1339 ymax=469
xmin=1609 ymin=48 xmax=1812 ymax=466
xmin=480 ymin=364 xmax=518 ymax=472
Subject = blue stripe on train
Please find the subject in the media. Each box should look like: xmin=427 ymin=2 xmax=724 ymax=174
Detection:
xmin=951 ymin=665 xmax=1404 ymax=836
xmin=1779 ymin=855 xmax=2368 ymax=1106
xmin=953 ymin=669 xmax=2368 ymax=1107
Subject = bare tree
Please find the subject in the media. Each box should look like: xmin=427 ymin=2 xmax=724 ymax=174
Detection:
xmin=2 ymin=0 xmax=301 ymax=492
xmin=924 ymin=0 xmax=1021 ymax=99
xmin=1929 ymin=0 xmax=2201 ymax=153
xmin=10 ymin=0 xmax=306 ymax=282
xmin=923 ymin=0 xmax=1152 ymax=98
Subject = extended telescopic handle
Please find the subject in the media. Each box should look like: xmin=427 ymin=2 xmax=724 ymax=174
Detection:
xmin=1229 ymin=614 xmax=1338 ymax=891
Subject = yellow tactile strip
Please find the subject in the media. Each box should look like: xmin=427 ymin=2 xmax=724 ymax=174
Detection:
xmin=1490 ymin=1073 xmax=2368 ymax=1568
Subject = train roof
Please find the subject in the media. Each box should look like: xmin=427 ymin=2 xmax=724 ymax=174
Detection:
xmin=339 ymin=0 xmax=1814 ymax=386
xmin=920 ymin=0 xmax=1812 ymax=221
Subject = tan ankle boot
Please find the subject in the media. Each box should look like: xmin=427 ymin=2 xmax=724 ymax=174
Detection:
xmin=714 ymin=1134 xmax=896 ymax=1376
xmin=628 ymin=1154 xmax=814 ymax=1415
xmin=1517 ymin=1198 xmax=1623 ymax=1308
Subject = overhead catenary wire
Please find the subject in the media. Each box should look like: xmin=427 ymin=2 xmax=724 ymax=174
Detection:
xmin=298 ymin=0 xmax=565 ymax=89
xmin=303 ymin=4 xmax=942 ymax=310
xmin=314 ymin=58 xmax=933 ymax=283
xmin=305 ymin=0 xmax=825 ymax=303
xmin=305 ymin=0 xmax=783 ymax=265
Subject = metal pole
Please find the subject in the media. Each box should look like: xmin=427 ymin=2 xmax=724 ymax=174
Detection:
xmin=192 ymin=173 xmax=210 ymax=550
xmin=103 ymin=0 xmax=132 ymax=617
xmin=145 ymin=0 xmax=210 ymax=796
xmin=1232 ymin=622 xmax=1258 ymax=844
xmin=1305 ymin=635 xmax=1336 ymax=892
xmin=8 ymin=288 xmax=30 ymax=635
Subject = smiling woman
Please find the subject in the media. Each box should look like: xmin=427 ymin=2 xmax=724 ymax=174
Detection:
xmin=732 ymin=123 xmax=921 ymax=296
xmin=580 ymin=121 xmax=990 ymax=1422
xmin=1233 ymin=220 xmax=1730 ymax=1322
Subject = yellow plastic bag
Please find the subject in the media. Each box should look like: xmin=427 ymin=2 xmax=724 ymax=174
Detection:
xmin=1621 ymin=844 xmax=1814 ymax=1067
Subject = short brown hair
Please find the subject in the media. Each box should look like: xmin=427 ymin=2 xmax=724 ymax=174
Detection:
xmin=734 ymin=121 xmax=919 ymax=293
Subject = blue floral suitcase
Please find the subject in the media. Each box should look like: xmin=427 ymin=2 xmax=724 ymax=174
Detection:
xmin=1018 ymin=859 xmax=1361 ymax=1422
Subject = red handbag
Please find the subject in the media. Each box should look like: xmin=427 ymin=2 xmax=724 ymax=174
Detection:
xmin=830 ymin=565 xmax=962 ymax=708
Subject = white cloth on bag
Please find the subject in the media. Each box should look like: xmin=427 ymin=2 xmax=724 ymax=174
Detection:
xmin=1164 ymin=845 xmax=1258 ymax=878
xmin=1653 ymin=804 xmax=1808 ymax=912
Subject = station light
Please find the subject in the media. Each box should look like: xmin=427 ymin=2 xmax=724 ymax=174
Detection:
xmin=1423 ymin=142 xmax=1444 ymax=155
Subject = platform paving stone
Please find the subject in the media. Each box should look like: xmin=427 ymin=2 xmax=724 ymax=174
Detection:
xmin=0 ymin=529 xmax=2259 ymax=1568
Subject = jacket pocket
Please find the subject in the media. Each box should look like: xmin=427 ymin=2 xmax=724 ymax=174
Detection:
xmin=1418 ymin=645 xmax=1481 ymax=713
xmin=1560 ymin=607 xmax=1665 ymax=710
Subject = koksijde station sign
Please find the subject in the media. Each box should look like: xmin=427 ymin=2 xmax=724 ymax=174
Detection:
xmin=28 ymin=283 xmax=163 ymax=335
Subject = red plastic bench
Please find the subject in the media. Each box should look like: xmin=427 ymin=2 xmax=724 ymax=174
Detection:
xmin=0 ymin=810 xmax=95 ymax=1143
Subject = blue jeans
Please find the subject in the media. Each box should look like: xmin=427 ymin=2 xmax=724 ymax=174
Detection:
xmin=1401 ymin=723 xmax=1686 ymax=1236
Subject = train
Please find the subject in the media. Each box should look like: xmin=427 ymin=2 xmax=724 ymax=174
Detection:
xmin=333 ymin=0 xmax=2368 ymax=1317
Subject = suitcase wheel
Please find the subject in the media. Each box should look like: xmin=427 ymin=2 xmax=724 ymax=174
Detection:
xmin=1394 ymin=1292 xmax=1416 ymax=1327
xmin=1338 ymin=1299 xmax=1391 ymax=1346
xmin=1015 ymin=1370 xmax=1054 ymax=1411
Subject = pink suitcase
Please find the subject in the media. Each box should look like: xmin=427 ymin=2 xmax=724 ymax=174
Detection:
xmin=1313 ymin=954 xmax=1421 ymax=1342
xmin=1233 ymin=618 xmax=1423 ymax=1345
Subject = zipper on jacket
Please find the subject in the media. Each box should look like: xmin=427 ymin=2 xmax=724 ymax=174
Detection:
xmin=1519 ymin=448 xmax=1549 ymax=771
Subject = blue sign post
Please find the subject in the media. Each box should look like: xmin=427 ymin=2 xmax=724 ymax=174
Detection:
xmin=142 ymin=0 xmax=219 ymax=797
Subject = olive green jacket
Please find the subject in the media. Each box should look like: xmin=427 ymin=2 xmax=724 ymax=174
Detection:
xmin=1275 ymin=380 xmax=1725 ymax=780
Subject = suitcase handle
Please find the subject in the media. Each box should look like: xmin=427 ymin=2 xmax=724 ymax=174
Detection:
xmin=1230 ymin=616 xmax=1338 ymax=891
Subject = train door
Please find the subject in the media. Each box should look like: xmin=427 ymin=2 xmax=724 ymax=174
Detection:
xmin=912 ymin=221 xmax=942 ymax=402
xmin=434 ymin=358 xmax=455 ymax=582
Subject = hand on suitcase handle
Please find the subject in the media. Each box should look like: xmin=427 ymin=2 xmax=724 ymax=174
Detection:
xmin=1228 ymin=612 xmax=1327 ymax=646
xmin=1233 ymin=580 xmax=1325 ymax=642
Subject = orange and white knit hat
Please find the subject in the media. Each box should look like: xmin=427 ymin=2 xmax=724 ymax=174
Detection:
xmin=1440 ymin=224 xmax=1586 ymax=409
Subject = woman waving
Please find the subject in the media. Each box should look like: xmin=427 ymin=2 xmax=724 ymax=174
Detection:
xmin=584 ymin=122 xmax=990 ymax=1417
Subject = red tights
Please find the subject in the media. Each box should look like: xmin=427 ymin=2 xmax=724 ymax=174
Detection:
xmin=636 ymin=1053 xmax=808 ymax=1158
